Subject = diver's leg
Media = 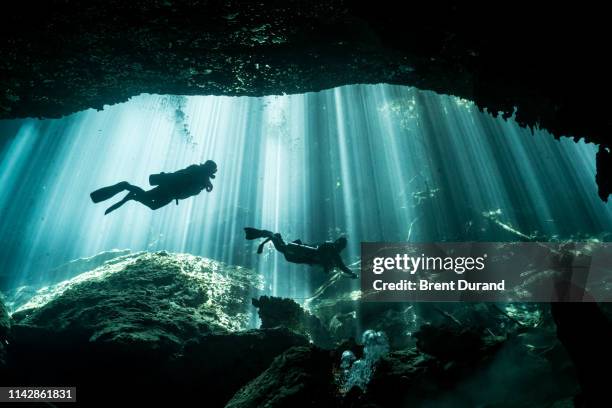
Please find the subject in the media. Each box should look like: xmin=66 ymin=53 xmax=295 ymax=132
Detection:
xmin=132 ymin=187 xmax=173 ymax=210
xmin=255 ymin=232 xmax=287 ymax=255
xmin=104 ymin=185 xmax=174 ymax=214
xmin=269 ymin=233 xmax=287 ymax=253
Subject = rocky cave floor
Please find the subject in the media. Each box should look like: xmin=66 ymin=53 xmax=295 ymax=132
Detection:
xmin=1 ymin=250 xmax=610 ymax=407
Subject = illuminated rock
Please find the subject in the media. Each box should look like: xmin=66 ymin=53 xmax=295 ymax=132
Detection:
xmin=12 ymin=250 xmax=263 ymax=334
xmin=6 ymin=251 xmax=310 ymax=405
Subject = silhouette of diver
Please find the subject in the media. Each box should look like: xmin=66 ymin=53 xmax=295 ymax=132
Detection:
xmin=244 ymin=227 xmax=357 ymax=278
xmin=90 ymin=161 xmax=217 ymax=214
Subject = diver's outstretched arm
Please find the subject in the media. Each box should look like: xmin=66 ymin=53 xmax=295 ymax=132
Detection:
xmin=335 ymin=256 xmax=357 ymax=278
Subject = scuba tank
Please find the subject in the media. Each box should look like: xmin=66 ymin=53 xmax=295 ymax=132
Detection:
xmin=149 ymin=172 xmax=174 ymax=186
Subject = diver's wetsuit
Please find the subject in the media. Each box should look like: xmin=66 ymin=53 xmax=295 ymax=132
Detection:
xmin=244 ymin=227 xmax=357 ymax=278
xmin=90 ymin=161 xmax=217 ymax=214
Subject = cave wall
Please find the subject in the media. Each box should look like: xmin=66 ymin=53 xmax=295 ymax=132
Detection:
xmin=1 ymin=1 xmax=611 ymax=197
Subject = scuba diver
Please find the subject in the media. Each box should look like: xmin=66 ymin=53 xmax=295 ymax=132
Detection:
xmin=90 ymin=160 xmax=217 ymax=214
xmin=244 ymin=227 xmax=358 ymax=278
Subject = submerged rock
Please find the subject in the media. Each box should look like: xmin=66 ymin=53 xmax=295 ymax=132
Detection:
xmin=362 ymin=328 xmax=577 ymax=407
xmin=328 ymin=311 xmax=357 ymax=341
xmin=47 ymin=248 xmax=132 ymax=283
xmin=175 ymin=327 xmax=308 ymax=406
xmin=12 ymin=251 xmax=262 ymax=333
xmin=414 ymin=323 xmax=504 ymax=361
xmin=551 ymin=302 xmax=612 ymax=407
xmin=6 ymin=249 xmax=132 ymax=312
xmin=2 ymin=251 xmax=582 ymax=406
xmin=6 ymin=251 xmax=310 ymax=405
xmin=253 ymin=295 xmax=334 ymax=348
xmin=226 ymin=346 xmax=337 ymax=408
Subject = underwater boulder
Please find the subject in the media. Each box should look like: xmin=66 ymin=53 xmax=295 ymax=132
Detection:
xmin=5 ymin=250 xmax=133 ymax=312
xmin=413 ymin=323 xmax=504 ymax=361
xmin=9 ymin=325 xmax=307 ymax=406
xmin=315 ymin=299 xmax=419 ymax=350
xmin=364 ymin=348 xmax=443 ymax=406
xmin=7 ymin=251 xmax=315 ymax=405
xmin=225 ymin=346 xmax=337 ymax=408
xmin=306 ymin=278 xmax=418 ymax=350
xmin=4 ymin=285 xmax=37 ymax=313
xmin=252 ymin=295 xmax=334 ymax=348
xmin=362 ymin=329 xmax=577 ymax=407
xmin=175 ymin=327 xmax=309 ymax=407
xmin=551 ymin=302 xmax=612 ymax=406
xmin=11 ymin=251 xmax=263 ymax=333
xmin=328 ymin=311 xmax=358 ymax=341
xmin=46 ymin=248 xmax=132 ymax=284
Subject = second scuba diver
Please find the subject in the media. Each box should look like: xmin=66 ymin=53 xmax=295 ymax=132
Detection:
xmin=244 ymin=227 xmax=358 ymax=278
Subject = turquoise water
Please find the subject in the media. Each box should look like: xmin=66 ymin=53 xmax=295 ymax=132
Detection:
xmin=0 ymin=84 xmax=610 ymax=298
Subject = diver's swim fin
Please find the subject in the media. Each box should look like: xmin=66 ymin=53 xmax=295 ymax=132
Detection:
xmin=257 ymin=238 xmax=271 ymax=254
xmin=104 ymin=193 xmax=133 ymax=215
xmin=90 ymin=182 xmax=129 ymax=203
xmin=244 ymin=227 xmax=273 ymax=240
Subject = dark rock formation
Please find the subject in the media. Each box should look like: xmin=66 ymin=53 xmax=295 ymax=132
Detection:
xmin=5 ymin=251 xmax=310 ymax=405
xmin=226 ymin=346 xmax=337 ymax=408
xmin=596 ymin=147 xmax=612 ymax=201
xmin=311 ymin=293 xmax=418 ymax=350
xmin=413 ymin=323 xmax=504 ymax=361
xmin=10 ymin=323 xmax=307 ymax=405
xmin=174 ymin=328 xmax=309 ymax=406
xmin=10 ymin=251 xmax=263 ymax=332
xmin=1 ymin=250 xmax=584 ymax=406
xmin=328 ymin=311 xmax=357 ymax=342
xmin=1 ymin=1 xmax=611 ymax=197
xmin=551 ymin=303 xmax=612 ymax=407
xmin=253 ymin=295 xmax=334 ymax=348
xmin=221 ymin=323 xmax=576 ymax=407
xmin=0 ymin=295 xmax=9 ymax=373
xmin=364 ymin=348 xmax=445 ymax=406
xmin=363 ymin=329 xmax=577 ymax=407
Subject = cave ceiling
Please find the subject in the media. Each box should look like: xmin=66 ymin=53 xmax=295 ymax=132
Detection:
xmin=2 ymin=1 xmax=611 ymax=198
